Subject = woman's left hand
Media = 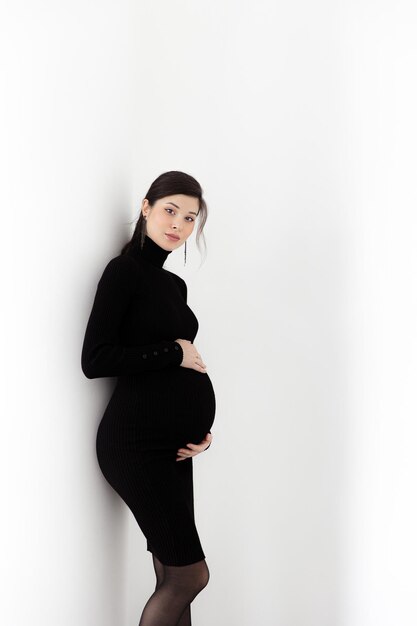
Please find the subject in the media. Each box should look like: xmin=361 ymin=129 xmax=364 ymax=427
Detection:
xmin=176 ymin=432 xmax=213 ymax=461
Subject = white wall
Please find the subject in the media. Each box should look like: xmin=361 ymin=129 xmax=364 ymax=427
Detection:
xmin=0 ymin=2 xmax=135 ymax=625
xmin=341 ymin=4 xmax=417 ymax=624
xmin=1 ymin=1 xmax=416 ymax=625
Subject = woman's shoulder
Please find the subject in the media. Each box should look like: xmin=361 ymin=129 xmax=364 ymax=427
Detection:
xmin=98 ymin=253 xmax=143 ymax=285
xmin=102 ymin=252 xmax=137 ymax=272
xmin=164 ymin=269 xmax=187 ymax=300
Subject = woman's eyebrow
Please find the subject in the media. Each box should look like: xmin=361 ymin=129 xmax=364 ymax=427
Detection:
xmin=166 ymin=202 xmax=198 ymax=215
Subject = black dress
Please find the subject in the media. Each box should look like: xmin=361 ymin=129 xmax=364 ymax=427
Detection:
xmin=81 ymin=234 xmax=216 ymax=566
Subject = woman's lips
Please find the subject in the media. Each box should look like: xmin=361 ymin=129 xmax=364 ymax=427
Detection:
xmin=165 ymin=233 xmax=180 ymax=241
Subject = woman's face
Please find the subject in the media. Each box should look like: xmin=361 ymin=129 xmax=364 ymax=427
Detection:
xmin=141 ymin=194 xmax=199 ymax=251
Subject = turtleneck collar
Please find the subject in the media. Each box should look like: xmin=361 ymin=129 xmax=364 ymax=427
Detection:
xmin=127 ymin=234 xmax=172 ymax=268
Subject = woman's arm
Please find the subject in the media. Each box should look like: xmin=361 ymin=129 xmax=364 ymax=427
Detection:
xmin=81 ymin=255 xmax=184 ymax=379
xmin=171 ymin=273 xmax=211 ymax=450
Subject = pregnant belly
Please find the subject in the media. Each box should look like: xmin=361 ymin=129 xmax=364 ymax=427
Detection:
xmin=98 ymin=368 xmax=216 ymax=451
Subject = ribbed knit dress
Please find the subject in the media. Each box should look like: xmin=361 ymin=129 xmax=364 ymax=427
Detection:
xmin=81 ymin=234 xmax=216 ymax=566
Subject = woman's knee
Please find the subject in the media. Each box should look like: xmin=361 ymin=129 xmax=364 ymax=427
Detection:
xmin=197 ymin=559 xmax=210 ymax=590
xmin=166 ymin=558 xmax=210 ymax=595
xmin=192 ymin=559 xmax=210 ymax=593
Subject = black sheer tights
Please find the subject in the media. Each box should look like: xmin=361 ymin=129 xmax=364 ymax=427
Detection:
xmin=138 ymin=553 xmax=209 ymax=626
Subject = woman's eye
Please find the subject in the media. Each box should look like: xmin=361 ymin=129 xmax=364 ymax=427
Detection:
xmin=165 ymin=207 xmax=194 ymax=222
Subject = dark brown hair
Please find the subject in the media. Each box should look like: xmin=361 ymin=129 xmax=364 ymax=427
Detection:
xmin=121 ymin=170 xmax=208 ymax=262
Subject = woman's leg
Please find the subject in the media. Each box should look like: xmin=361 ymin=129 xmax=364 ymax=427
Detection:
xmin=151 ymin=552 xmax=165 ymax=591
xmin=151 ymin=553 xmax=192 ymax=626
xmin=140 ymin=553 xmax=209 ymax=626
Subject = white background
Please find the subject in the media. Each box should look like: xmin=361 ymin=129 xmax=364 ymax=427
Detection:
xmin=1 ymin=1 xmax=416 ymax=625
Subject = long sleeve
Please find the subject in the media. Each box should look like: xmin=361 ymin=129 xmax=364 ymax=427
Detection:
xmin=81 ymin=255 xmax=184 ymax=379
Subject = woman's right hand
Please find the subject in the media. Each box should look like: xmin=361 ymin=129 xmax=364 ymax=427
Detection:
xmin=175 ymin=339 xmax=207 ymax=373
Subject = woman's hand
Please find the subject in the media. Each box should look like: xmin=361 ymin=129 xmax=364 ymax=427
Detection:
xmin=175 ymin=339 xmax=207 ymax=373
xmin=176 ymin=432 xmax=213 ymax=461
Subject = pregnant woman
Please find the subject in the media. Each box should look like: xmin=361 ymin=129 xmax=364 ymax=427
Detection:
xmin=81 ymin=170 xmax=216 ymax=626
